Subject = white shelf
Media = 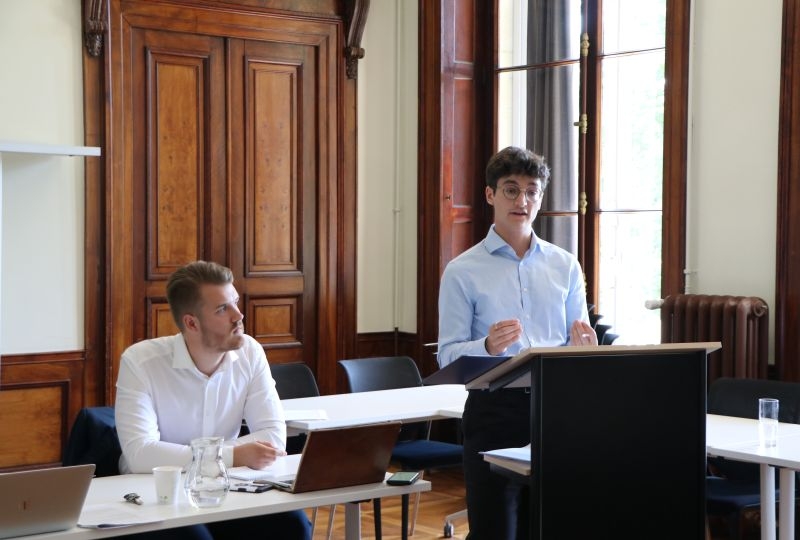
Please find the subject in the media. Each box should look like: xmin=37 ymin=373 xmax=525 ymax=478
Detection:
xmin=0 ymin=141 xmax=100 ymax=358
xmin=0 ymin=141 xmax=101 ymax=157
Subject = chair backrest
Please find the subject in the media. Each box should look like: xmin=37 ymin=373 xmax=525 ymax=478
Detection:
xmin=338 ymin=356 xmax=426 ymax=440
xmin=708 ymin=377 xmax=800 ymax=482
xmin=338 ymin=356 xmax=423 ymax=393
xmin=269 ymin=362 xmax=320 ymax=455
xmin=271 ymin=362 xmax=320 ymax=399
xmin=62 ymin=406 xmax=121 ymax=477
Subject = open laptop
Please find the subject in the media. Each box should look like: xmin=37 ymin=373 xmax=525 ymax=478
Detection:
xmin=267 ymin=422 xmax=401 ymax=493
xmin=0 ymin=463 xmax=95 ymax=539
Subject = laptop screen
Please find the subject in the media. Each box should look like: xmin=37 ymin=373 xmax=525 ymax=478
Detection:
xmin=0 ymin=463 xmax=95 ymax=539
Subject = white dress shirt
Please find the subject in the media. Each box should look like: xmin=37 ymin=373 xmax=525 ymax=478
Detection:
xmin=115 ymin=333 xmax=286 ymax=474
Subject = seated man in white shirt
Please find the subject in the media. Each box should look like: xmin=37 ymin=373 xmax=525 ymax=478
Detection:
xmin=115 ymin=260 xmax=311 ymax=540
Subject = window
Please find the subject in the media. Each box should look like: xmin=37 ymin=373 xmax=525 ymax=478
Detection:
xmin=496 ymin=0 xmax=669 ymax=344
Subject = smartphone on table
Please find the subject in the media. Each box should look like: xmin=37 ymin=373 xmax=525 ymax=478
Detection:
xmin=387 ymin=471 xmax=421 ymax=485
xmin=233 ymin=480 xmax=273 ymax=493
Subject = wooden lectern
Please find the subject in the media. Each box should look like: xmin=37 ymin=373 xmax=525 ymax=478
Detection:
xmin=450 ymin=343 xmax=720 ymax=540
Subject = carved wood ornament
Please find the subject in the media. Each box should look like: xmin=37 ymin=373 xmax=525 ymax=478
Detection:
xmin=344 ymin=0 xmax=370 ymax=79
xmin=84 ymin=0 xmax=107 ymax=57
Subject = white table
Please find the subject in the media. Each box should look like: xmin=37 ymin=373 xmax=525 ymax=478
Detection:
xmin=281 ymin=384 xmax=467 ymax=537
xmin=28 ymin=472 xmax=429 ymax=540
xmin=281 ymin=384 xmax=468 ymax=434
xmin=706 ymin=414 xmax=800 ymax=540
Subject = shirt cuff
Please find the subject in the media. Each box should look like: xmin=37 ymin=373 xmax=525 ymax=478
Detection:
xmin=222 ymin=444 xmax=235 ymax=468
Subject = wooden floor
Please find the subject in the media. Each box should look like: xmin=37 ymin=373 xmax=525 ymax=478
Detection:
xmin=306 ymin=468 xmax=468 ymax=540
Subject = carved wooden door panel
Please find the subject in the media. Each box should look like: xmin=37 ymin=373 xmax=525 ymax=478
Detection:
xmin=106 ymin=3 xmax=336 ymax=396
xmin=126 ymin=28 xmax=228 ymax=346
xmin=226 ymin=38 xmax=319 ymax=365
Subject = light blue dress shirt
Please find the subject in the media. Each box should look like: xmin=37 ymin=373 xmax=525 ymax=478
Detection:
xmin=437 ymin=225 xmax=589 ymax=368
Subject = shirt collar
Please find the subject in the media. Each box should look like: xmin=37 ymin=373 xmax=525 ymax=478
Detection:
xmin=485 ymin=225 xmax=540 ymax=257
xmin=170 ymin=333 xmax=240 ymax=373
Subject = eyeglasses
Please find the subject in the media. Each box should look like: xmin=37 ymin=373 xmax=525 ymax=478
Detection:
xmin=499 ymin=185 xmax=543 ymax=202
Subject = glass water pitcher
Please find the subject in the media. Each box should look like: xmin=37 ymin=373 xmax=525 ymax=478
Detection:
xmin=184 ymin=436 xmax=230 ymax=508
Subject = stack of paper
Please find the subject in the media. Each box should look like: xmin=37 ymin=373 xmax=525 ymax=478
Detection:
xmin=480 ymin=444 xmax=531 ymax=476
xmin=228 ymin=453 xmax=302 ymax=483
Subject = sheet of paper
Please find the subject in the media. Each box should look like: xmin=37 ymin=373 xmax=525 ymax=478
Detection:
xmin=78 ymin=503 xmax=163 ymax=529
xmin=283 ymin=409 xmax=328 ymax=421
xmin=481 ymin=444 xmax=531 ymax=463
xmin=228 ymin=453 xmax=302 ymax=482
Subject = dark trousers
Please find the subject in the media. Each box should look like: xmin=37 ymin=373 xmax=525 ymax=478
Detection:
xmin=462 ymin=389 xmax=531 ymax=540
xmin=125 ymin=510 xmax=311 ymax=539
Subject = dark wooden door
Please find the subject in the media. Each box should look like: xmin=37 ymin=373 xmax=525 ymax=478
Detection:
xmin=104 ymin=1 xmax=347 ymax=397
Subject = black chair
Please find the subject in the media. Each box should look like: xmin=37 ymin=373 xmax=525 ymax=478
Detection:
xmin=271 ymin=362 xmax=321 ymax=455
xmin=62 ymin=406 xmax=121 ymax=477
xmin=338 ymin=356 xmax=463 ymax=537
xmin=706 ymin=377 xmax=800 ymax=539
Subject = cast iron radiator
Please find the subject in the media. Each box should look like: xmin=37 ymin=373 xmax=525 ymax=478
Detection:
xmin=660 ymin=294 xmax=769 ymax=382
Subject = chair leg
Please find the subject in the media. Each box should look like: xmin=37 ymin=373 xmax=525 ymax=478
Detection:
xmin=373 ymin=498 xmax=382 ymax=540
xmin=326 ymin=504 xmax=336 ymax=540
xmin=311 ymin=507 xmax=318 ymax=537
xmin=410 ymin=491 xmax=421 ymax=536
xmin=443 ymin=509 xmax=467 ymax=538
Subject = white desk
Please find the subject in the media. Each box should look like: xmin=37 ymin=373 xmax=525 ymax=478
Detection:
xmin=281 ymin=384 xmax=468 ymax=434
xmin=707 ymin=414 xmax=800 ymax=540
xmin=28 ymin=472 xmax=429 ymax=540
xmin=279 ymin=384 xmax=466 ymax=538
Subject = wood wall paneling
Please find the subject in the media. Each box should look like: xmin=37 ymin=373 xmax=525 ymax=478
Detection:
xmin=0 ymin=351 xmax=85 ymax=470
xmin=0 ymin=385 xmax=64 ymax=467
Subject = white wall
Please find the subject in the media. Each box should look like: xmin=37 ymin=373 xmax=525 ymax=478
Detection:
xmin=356 ymin=1 xmax=418 ymax=334
xmin=687 ymin=0 xmax=781 ymax=361
xmin=0 ymin=0 xmax=785 ymax=357
xmin=0 ymin=0 xmax=85 ymax=353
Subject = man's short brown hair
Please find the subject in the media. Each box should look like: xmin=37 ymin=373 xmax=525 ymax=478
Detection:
xmin=166 ymin=261 xmax=234 ymax=331
xmin=485 ymin=146 xmax=551 ymax=190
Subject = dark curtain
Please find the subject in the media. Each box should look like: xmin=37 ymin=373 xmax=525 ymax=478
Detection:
xmin=526 ymin=0 xmax=578 ymax=254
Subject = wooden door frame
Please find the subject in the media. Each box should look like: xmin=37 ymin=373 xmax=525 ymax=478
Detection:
xmin=775 ymin=0 xmax=800 ymax=381
xmin=82 ymin=0 xmax=358 ymax=402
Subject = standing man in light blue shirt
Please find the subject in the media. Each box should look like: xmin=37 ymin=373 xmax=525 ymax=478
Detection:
xmin=438 ymin=146 xmax=597 ymax=540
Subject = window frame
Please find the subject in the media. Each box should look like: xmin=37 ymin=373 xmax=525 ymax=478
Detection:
xmin=491 ymin=0 xmax=690 ymax=306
